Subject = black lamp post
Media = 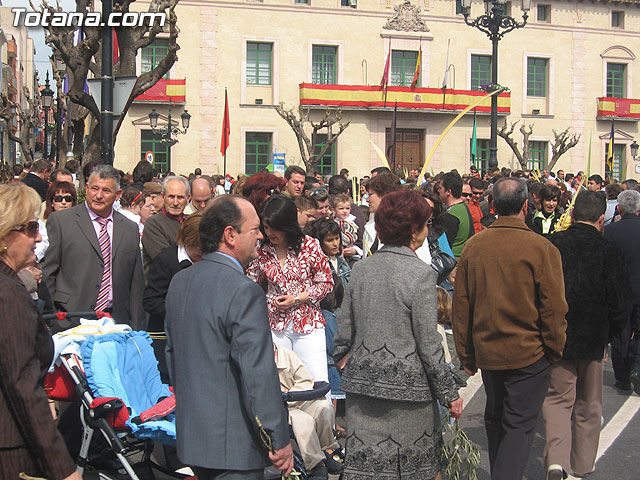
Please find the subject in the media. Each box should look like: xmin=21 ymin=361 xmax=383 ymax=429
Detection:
xmin=148 ymin=99 xmax=190 ymax=173
xmin=631 ymin=140 xmax=639 ymax=162
xmin=54 ymin=55 xmax=66 ymax=167
xmin=461 ymin=0 xmax=531 ymax=169
xmin=41 ymin=72 xmax=54 ymax=161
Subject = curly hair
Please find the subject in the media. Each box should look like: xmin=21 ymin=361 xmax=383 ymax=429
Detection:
xmin=242 ymin=172 xmax=286 ymax=213
xmin=375 ymin=189 xmax=431 ymax=247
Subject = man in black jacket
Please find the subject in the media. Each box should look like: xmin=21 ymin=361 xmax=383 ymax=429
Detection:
xmin=21 ymin=159 xmax=51 ymax=201
xmin=604 ymin=189 xmax=640 ymax=392
xmin=542 ymin=191 xmax=631 ymax=480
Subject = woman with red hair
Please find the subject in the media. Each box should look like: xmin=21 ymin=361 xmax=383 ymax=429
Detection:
xmin=334 ymin=188 xmax=463 ymax=480
xmin=242 ymin=172 xmax=286 ymax=214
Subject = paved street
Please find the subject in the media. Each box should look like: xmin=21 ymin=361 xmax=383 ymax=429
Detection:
xmin=451 ymin=336 xmax=640 ymax=480
xmin=136 ymin=335 xmax=640 ymax=480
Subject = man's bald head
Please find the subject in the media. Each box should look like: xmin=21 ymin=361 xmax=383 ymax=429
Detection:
xmin=191 ymin=177 xmax=213 ymax=211
xmin=493 ymin=177 xmax=528 ymax=217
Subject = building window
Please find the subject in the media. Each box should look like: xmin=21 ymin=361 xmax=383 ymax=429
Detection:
xmin=471 ymin=55 xmax=492 ymax=91
xmin=606 ymin=63 xmax=625 ymax=98
xmin=606 ymin=143 xmax=624 ymax=181
xmin=312 ymin=46 xmax=337 ymax=85
xmin=391 ymin=50 xmax=419 ymax=87
xmin=341 ymin=0 xmax=356 ymax=7
xmin=527 ymin=57 xmax=547 ymax=97
xmin=294 ymin=0 xmax=309 ymax=3
xmin=611 ymin=11 xmax=624 ymax=29
xmin=141 ymin=39 xmax=169 ymax=79
xmin=455 ymin=0 xmax=463 ymax=14
xmin=528 ymin=141 xmax=547 ymax=170
xmin=314 ymin=134 xmax=336 ymax=177
xmin=141 ymin=130 xmax=169 ymax=174
xmin=472 ymin=139 xmax=491 ymax=173
xmin=246 ymin=42 xmax=272 ymax=85
xmin=245 ymin=132 xmax=272 ymax=175
xmin=537 ymin=4 xmax=550 ymax=22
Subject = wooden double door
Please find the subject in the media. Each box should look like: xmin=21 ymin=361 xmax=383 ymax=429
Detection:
xmin=385 ymin=128 xmax=424 ymax=171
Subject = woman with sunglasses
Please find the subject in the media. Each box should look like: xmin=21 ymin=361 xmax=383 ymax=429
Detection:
xmin=43 ymin=181 xmax=78 ymax=221
xmin=247 ymin=194 xmax=334 ymax=387
xmin=0 ymin=183 xmax=81 ymax=480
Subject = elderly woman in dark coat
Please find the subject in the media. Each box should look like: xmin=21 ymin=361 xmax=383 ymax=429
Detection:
xmin=0 ymin=182 xmax=80 ymax=480
xmin=335 ymin=189 xmax=463 ymax=480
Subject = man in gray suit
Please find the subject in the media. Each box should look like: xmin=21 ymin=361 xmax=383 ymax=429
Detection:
xmin=43 ymin=165 xmax=145 ymax=331
xmin=165 ymin=195 xmax=293 ymax=479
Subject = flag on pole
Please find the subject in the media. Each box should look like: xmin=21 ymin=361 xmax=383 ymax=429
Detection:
xmin=220 ymin=89 xmax=230 ymax=156
xmin=587 ymin=131 xmax=593 ymax=177
xmin=606 ymin=119 xmax=615 ymax=173
xmin=471 ymin=109 xmax=477 ymax=166
xmin=411 ymin=43 xmax=422 ymax=89
xmin=113 ymin=28 xmax=119 ymax=65
xmin=442 ymin=39 xmax=451 ymax=89
xmin=380 ymin=40 xmax=391 ymax=104
xmin=386 ymin=101 xmax=397 ymax=170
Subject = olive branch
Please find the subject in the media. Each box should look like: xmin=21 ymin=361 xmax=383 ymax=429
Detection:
xmin=256 ymin=415 xmax=301 ymax=479
xmin=441 ymin=418 xmax=481 ymax=480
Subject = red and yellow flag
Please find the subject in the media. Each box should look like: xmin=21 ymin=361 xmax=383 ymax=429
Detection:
xmin=411 ymin=46 xmax=421 ymax=89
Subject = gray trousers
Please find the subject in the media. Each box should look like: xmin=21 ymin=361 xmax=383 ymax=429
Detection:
xmin=542 ymin=358 xmax=603 ymax=476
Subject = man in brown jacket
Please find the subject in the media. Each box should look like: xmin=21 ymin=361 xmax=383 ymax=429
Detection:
xmin=453 ymin=177 xmax=568 ymax=480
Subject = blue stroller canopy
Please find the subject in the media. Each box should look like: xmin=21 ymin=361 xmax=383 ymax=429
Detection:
xmin=82 ymin=331 xmax=176 ymax=445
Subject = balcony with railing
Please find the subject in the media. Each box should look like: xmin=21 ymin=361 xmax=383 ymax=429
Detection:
xmin=597 ymin=97 xmax=640 ymax=121
xmin=135 ymin=78 xmax=186 ymax=103
xmin=299 ymin=83 xmax=511 ymax=114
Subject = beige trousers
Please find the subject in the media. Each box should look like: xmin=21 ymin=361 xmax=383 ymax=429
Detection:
xmin=288 ymin=399 xmax=340 ymax=470
xmin=542 ymin=358 xmax=603 ymax=476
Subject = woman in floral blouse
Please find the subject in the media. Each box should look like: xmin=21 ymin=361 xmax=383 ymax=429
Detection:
xmin=247 ymin=195 xmax=334 ymax=383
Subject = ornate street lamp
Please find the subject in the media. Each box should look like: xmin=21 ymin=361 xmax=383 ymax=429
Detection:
xmin=148 ymin=100 xmax=190 ymax=173
xmin=461 ymin=0 xmax=530 ymax=169
xmin=630 ymin=140 xmax=639 ymax=162
xmin=41 ymin=72 xmax=54 ymax=160
xmin=54 ymin=55 xmax=66 ymax=167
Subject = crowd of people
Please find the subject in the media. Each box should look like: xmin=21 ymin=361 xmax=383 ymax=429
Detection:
xmin=0 ymin=156 xmax=639 ymax=480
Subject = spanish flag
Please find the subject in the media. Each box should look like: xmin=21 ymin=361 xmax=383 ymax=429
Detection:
xmin=606 ymin=119 xmax=614 ymax=172
xmin=411 ymin=45 xmax=421 ymax=89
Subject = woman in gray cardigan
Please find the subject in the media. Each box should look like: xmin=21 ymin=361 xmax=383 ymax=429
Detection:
xmin=335 ymin=189 xmax=463 ymax=480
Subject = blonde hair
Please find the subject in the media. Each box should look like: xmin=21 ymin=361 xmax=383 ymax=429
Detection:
xmin=0 ymin=183 xmax=42 ymax=250
xmin=436 ymin=286 xmax=452 ymax=325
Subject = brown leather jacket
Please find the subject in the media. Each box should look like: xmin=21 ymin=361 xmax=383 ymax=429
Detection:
xmin=452 ymin=216 xmax=568 ymax=371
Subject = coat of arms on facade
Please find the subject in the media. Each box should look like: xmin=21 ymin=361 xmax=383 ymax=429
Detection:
xmin=383 ymin=1 xmax=429 ymax=32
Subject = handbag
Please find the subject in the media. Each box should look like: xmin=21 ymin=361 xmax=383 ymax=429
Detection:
xmin=428 ymin=238 xmax=457 ymax=285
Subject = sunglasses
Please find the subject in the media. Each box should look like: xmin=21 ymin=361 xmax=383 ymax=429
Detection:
xmin=12 ymin=221 xmax=40 ymax=237
xmin=461 ymin=193 xmax=472 ymax=198
xmin=309 ymin=187 xmax=328 ymax=197
xmin=53 ymin=195 xmax=74 ymax=203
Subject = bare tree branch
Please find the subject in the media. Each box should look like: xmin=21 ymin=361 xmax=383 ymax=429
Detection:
xmin=275 ymin=103 xmax=350 ymax=173
xmin=31 ymin=0 xmax=181 ymax=164
xmin=549 ymin=128 xmax=581 ymax=171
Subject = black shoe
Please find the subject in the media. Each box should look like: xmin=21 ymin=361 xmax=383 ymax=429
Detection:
xmin=615 ymin=380 xmax=632 ymax=392
xmin=324 ymin=451 xmax=345 ymax=474
xmin=630 ymin=372 xmax=640 ymax=395
xmin=310 ymin=462 xmax=329 ymax=480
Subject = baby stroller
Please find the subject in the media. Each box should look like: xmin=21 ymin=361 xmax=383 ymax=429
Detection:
xmin=44 ymin=312 xmax=181 ymax=480
xmin=264 ymin=381 xmax=343 ymax=480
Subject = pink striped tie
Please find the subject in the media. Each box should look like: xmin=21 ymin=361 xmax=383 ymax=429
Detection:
xmin=95 ymin=217 xmax=111 ymax=311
